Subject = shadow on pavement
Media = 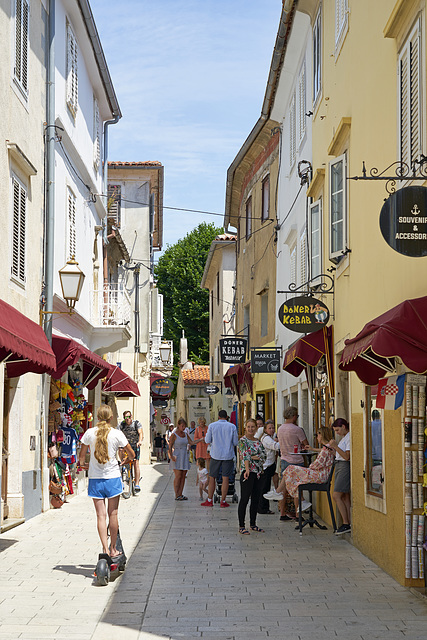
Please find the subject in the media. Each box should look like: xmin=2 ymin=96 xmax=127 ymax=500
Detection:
xmin=53 ymin=563 xmax=95 ymax=579
xmin=0 ymin=538 xmax=19 ymax=552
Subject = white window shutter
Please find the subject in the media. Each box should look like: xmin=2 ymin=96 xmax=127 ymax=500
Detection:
xmin=93 ymin=98 xmax=101 ymax=169
xmin=300 ymin=233 xmax=307 ymax=286
xmin=335 ymin=0 xmax=348 ymax=45
xmin=11 ymin=177 xmax=26 ymax=284
xmin=14 ymin=0 xmax=29 ymax=94
xmin=289 ymin=94 xmax=296 ymax=167
xmin=399 ymin=20 xmax=422 ymax=168
xmin=290 ymin=245 xmax=297 ymax=285
xmin=298 ymin=62 xmax=306 ymax=144
xmin=67 ymin=23 xmax=78 ymax=116
xmin=67 ymin=188 xmax=76 ymax=259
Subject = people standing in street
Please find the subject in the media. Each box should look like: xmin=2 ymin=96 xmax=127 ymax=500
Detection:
xmin=154 ymin=432 xmax=163 ymax=461
xmin=196 ymin=457 xmax=209 ymax=500
xmin=329 ymin=418 xmax=351 ymax=535
xmin=201 ymin=409 xmax=239 ymax=508
xmin=258 ymin=420 xmax=281 ymax=514
xmin=277 ymin=406 xmax=309 ymax=521
xmin=195 ymin=417 xmax=210 ymax=471
xmin=237 ymin=418 xmax=266 ymax=534
xmin=119 ymin=411 xmax=143 ymax=493
xmin=255 ymin=415 xmax=264 ymax=439
xmin=168 ymin=418 xmax=201 ymax=501
xmin=189 ymin=420 xmax=197 ymax=463
xmin=79 ymin=404 xmax=134 ymax=561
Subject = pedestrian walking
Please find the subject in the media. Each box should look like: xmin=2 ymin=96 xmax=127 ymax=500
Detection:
xmin=168 ymin=418 xmax=201 ymax=500
xmin=237 ymin=418 xmax=266 ymax=534
xmin=195 ymin=417 xmax=210 ymax=471
xmin=196 ymin=457 xmax=209 ymax=500
xmin=201 ymin=409 xmax=238 ymax=508
xmin=118 ymin=410 xmax=143 ymax=493
xmin=154 ymin=432 xmax=163 ymax=461
xmin=329 ymin=418 xmax=351 ymax=535
xmin=258 ymin=419 xmax=280 ymax=514
xmin=78 ymin=404 xmax=134 ymax=561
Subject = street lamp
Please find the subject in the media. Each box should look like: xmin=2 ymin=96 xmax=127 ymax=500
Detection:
xmin=59 ymin=257 xmax=85 ymax=310
xmin=159 ymin=342 xmax=172 ymax=366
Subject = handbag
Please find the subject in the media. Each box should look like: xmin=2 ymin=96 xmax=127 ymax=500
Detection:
xmin=50 ymin=494 xmax=64 ymax=509
xmin=49 ymin=479 xmax=62 ymax=495
xmin=48 ymin=444 xmax=59 ymax=459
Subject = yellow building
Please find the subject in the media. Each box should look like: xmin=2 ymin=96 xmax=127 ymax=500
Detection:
xmin=304 ymin=0 xmax=427 ymax=588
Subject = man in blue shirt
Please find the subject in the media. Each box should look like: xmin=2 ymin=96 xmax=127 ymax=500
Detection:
xmin=201 ymin=410 xmax=238 ymax=508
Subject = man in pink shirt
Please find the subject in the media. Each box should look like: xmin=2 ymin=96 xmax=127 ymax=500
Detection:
xmin=276 ymin=406 xmax=308 ymax=521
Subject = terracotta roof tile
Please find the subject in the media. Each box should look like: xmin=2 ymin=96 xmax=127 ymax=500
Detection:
xmin=182 ymin=365 xmax=210 ymax=385
xmin=215 ymin=233 xmax=236 ymax=242
xmin=108 ymin=161 xmax=162 ymax=167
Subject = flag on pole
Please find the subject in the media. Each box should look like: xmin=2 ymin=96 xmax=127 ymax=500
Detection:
xmin=376 ymin=374 xmax=405 ymax=410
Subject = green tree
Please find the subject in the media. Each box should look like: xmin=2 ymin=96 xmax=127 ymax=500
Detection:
xmin=155 ymin=222 xmax=222 ymax=377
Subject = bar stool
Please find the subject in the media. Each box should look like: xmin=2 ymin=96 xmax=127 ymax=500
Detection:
xmin=297 ymin=464 xmax=337 ymax=535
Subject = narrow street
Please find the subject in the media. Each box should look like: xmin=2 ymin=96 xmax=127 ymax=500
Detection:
xmin=0 ymin=462 xmax=426 ymax=640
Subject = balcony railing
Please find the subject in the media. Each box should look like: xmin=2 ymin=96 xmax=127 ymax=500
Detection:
xmin=92 ymin=284 xmax=131 ymax=327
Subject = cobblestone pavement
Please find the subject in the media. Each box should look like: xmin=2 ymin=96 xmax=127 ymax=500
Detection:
xmin=0 ymin=462 xmax=426 ymax=639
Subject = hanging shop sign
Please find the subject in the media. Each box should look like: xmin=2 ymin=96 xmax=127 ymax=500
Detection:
xmin=251 ymin=349 xmax=281 ymax=373
xmin=205 ymin=384 xmax=220 ymax=395
xmin=379 ymin=186 xmax=427 ymax=257
xmin=150 ymin=378 xmax=174 ymax=396
xmin=256 ymin=394 xmax=265 ymax=419
xmin=278 ymin=296 xmax=330 ymax=333
xmin=152 ymin=398 xmax=168 ymax=409
xmin=219 ymin=337 xmax=247 ymax=364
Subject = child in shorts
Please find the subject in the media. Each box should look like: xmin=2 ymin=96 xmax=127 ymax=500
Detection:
xmin=196 ymin=457 xmax=209 ymax=500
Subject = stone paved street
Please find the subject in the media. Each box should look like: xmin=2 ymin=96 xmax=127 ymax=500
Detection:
xmin=0 ymin=462 xmax=426 ymax=640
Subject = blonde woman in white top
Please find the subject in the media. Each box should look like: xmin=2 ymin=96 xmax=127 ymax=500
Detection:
xmin=258 ymin=420 xmax=280 ymax=514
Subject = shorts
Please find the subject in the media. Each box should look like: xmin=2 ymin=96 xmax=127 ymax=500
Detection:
xmin=334 ymin=460 xmax=350 ymax=493
xmin=130 ymin=444 xmax=140 ymax=460
xmin=281 ymin=459 xmax=304 ymax=473
xmin=209 ymin=457 xmax=234 ymax=479
xmin=88 ymin=477 xmax=123 ymax=499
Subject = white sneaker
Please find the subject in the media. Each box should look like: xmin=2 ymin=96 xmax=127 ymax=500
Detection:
xmin=263 ymin=490 xmax=284 ymax=501
xmin=297 ymin=500 xmax=312 ymax=513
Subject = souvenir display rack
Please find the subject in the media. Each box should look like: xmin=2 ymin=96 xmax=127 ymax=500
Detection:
xmin=403 ymin=374 xmax=427 ymax=587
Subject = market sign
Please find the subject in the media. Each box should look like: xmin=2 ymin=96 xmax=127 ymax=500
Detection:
xmin=204 ymin=384 xmax=220 ymax=395
xmin=219 ymin=337 xmax=247 ymax=364
xmin=379 ymin=186 xmax=427 ymax=257
xmin=278 ymin=296 xmax=329 ymax=333
xmin=251 ymin=349 xmax=281 ymax=373
xmin=150 ymin=378 xmax=174 ymax=396
xmin=152 ymin=398 xmax=168 ymax=408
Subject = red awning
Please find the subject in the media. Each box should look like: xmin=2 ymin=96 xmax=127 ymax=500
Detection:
xmin=224 ymin=362 xmax=252 ymax=398
xmin=102 ymin=365 xmax=140 ymax=397
xmin=0 ymin=299 xmax=56 ymax=378
xmin=339 ymin=296 xmax=427 ymax=386
xmin=283 ymin=326 xmax=334 ymax=396
xmin=51 ymin=335 xmax=110 ymax=388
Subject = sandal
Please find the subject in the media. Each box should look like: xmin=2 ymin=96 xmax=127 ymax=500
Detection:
xmin=239 ymin=527 xmax=250 ymax=535
xmin=175 ymin=496 xmax=183 ymax=501
xmin=250 ymin=525 xmax=265 ymax=533
xmin=180 ymin=496 xmax=188 ymax=500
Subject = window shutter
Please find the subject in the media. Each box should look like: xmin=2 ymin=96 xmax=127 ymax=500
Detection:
xmin=313 ymin=8 xmax=322 ymax=102
xmin=290 ymin=245 xmax=297 ymax=285
xmin=93 ymin=98 xmax=100 ymax=170
xmin=289 ymin=94 xmax=296 ymax=167
xmin=399 ymin=21 xmax=422 ymax=168
xmin=14 ymin=0 xmax=29 ymax=94
xmin=11 ymin=177 xmax=26 ymax=283
xmin=298 ymin=62 xmax=306 ymax=144
xmin=67 ymin=188 xmax=76 ymax=259
xmin=67 ymin=23 xmax=78 ymax=116
xmin=335 ymin=0 xmax=348 ymax=45
xmin=107 ymin=184 xmax=121 ymax=227
xmin=300 ymin=233 xmax=307 ymax=286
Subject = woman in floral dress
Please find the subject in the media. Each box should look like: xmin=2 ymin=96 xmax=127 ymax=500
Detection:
xmin=237 ymin=418 xmax=266 ymax=535
xmin=264 ymin=425 xmax=335 ymax=514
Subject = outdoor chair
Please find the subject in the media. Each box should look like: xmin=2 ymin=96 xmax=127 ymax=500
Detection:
xmin=297 ymin=463 xmax=337 ymax=534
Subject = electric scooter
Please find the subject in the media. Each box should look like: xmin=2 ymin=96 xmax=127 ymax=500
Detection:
xmin=94 ymin=529 xmax=126 ymax=586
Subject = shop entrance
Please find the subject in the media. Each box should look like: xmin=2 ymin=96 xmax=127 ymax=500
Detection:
xmin=2 ymin=380 xmax=10 ymax=519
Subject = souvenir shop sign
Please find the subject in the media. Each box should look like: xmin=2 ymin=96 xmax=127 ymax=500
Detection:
xmin=205 ymin=384 xmax=220 ymax=395
xmin=251 ymin=349 xmax=281 ymax=373
xmin=380 ymin=186 xmax=427 ymax=257
xmin=278 ymin=296 xmax=329 ymax=333
xmin=150 ymin=377 xmax=174 ymax=396
xmin=219 ymin=338 xmax=247 ymax=364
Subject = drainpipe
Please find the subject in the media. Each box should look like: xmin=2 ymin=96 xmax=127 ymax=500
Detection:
xmin=134 ymin=264 xmax=140 ymax=353
xmin=44 ymin=0 xmax=55 ymax=343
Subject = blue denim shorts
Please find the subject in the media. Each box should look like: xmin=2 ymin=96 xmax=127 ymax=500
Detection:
xmin=88 ymin=477 xmax=123 ymax=499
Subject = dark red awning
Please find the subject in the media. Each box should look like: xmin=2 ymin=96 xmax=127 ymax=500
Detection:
xmin=102 ymin=365 xmax=140 ymax=397
xmin=51 ymin=335 xmax=109 ymax=388
xmin=283 ymin=326 xmax=334 ymax=396
xmin=224 ymin=362 xmax=252 ymax=398
xmin=339 ymin=296 xmax=427 ymax=386
xmin=0 ymin=299 xmax=56 ymax=378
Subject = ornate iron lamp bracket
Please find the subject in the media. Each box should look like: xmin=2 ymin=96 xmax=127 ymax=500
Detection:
xmin=277 ymin=273 xmax=334 ymax=296
xmin=349 ymin=157 xmax=427 ymax=195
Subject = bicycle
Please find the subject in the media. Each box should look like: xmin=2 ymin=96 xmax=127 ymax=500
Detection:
xmin=120 ymin=451 xmax=137 ymax=499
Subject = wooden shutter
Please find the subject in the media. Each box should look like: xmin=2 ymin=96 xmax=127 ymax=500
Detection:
xmin=67 ymin=188 xmax=76 ymax=259
xmin=298 ymin=62 xmax=306 ymax=144
xmin=300 ymin=232 xmax=307 ymax=286
xmin=399 ymin=20 xmax=421 ymax=169
xmin=107 ymin=184 xmax=121 ymax=227
xmin=289 ymin=94 xmax=296 ymax=166
xmin=14 ymin=0 xmax=29 ymax=94
xmin=290 ymin=245 xmax=297 ymax=285
xmin=67 ymin=23 xmax=78 ymax=115
xmin=93 ymin=98 xmax=100 ymax=169
xmin=11 ymin=177 xmax=26 ymax=283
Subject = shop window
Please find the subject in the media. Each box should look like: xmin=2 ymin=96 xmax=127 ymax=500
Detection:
xmin=11 ymin=175 xmax=26 ymax=285
xmin=309 ymin=199 xmax=322 ymax=281
xmin=66 ymin=22 xmax=78 ymax=117
xmin=365 ymin=385 xmax=384 ymax=497
xmin=313 ymin=6 xmax=322 ymax=105
xmin=14 ymin=0 xmax=29 ymax=97
xmin=329 ymin=153 xmax=347 ymax=262
xmin=245 ymin=196 xmax=252 ymax=240
xmin=399 ymin=18 xmax=422 ymax=169
xmin=67 ymin=187 xmax=76 ymax=260
xmin=260 ymin=292 xmax=268 ymax=337
xmin=261 ymin=175 xmax=269 ymax=222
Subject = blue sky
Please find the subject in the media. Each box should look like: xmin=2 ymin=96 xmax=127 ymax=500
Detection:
xmin=90 ymin=0 xmax=282 ymax=250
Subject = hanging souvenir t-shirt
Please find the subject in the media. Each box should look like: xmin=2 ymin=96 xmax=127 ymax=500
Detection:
xmin=61 ymin=427 xmax=78 ymax=460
